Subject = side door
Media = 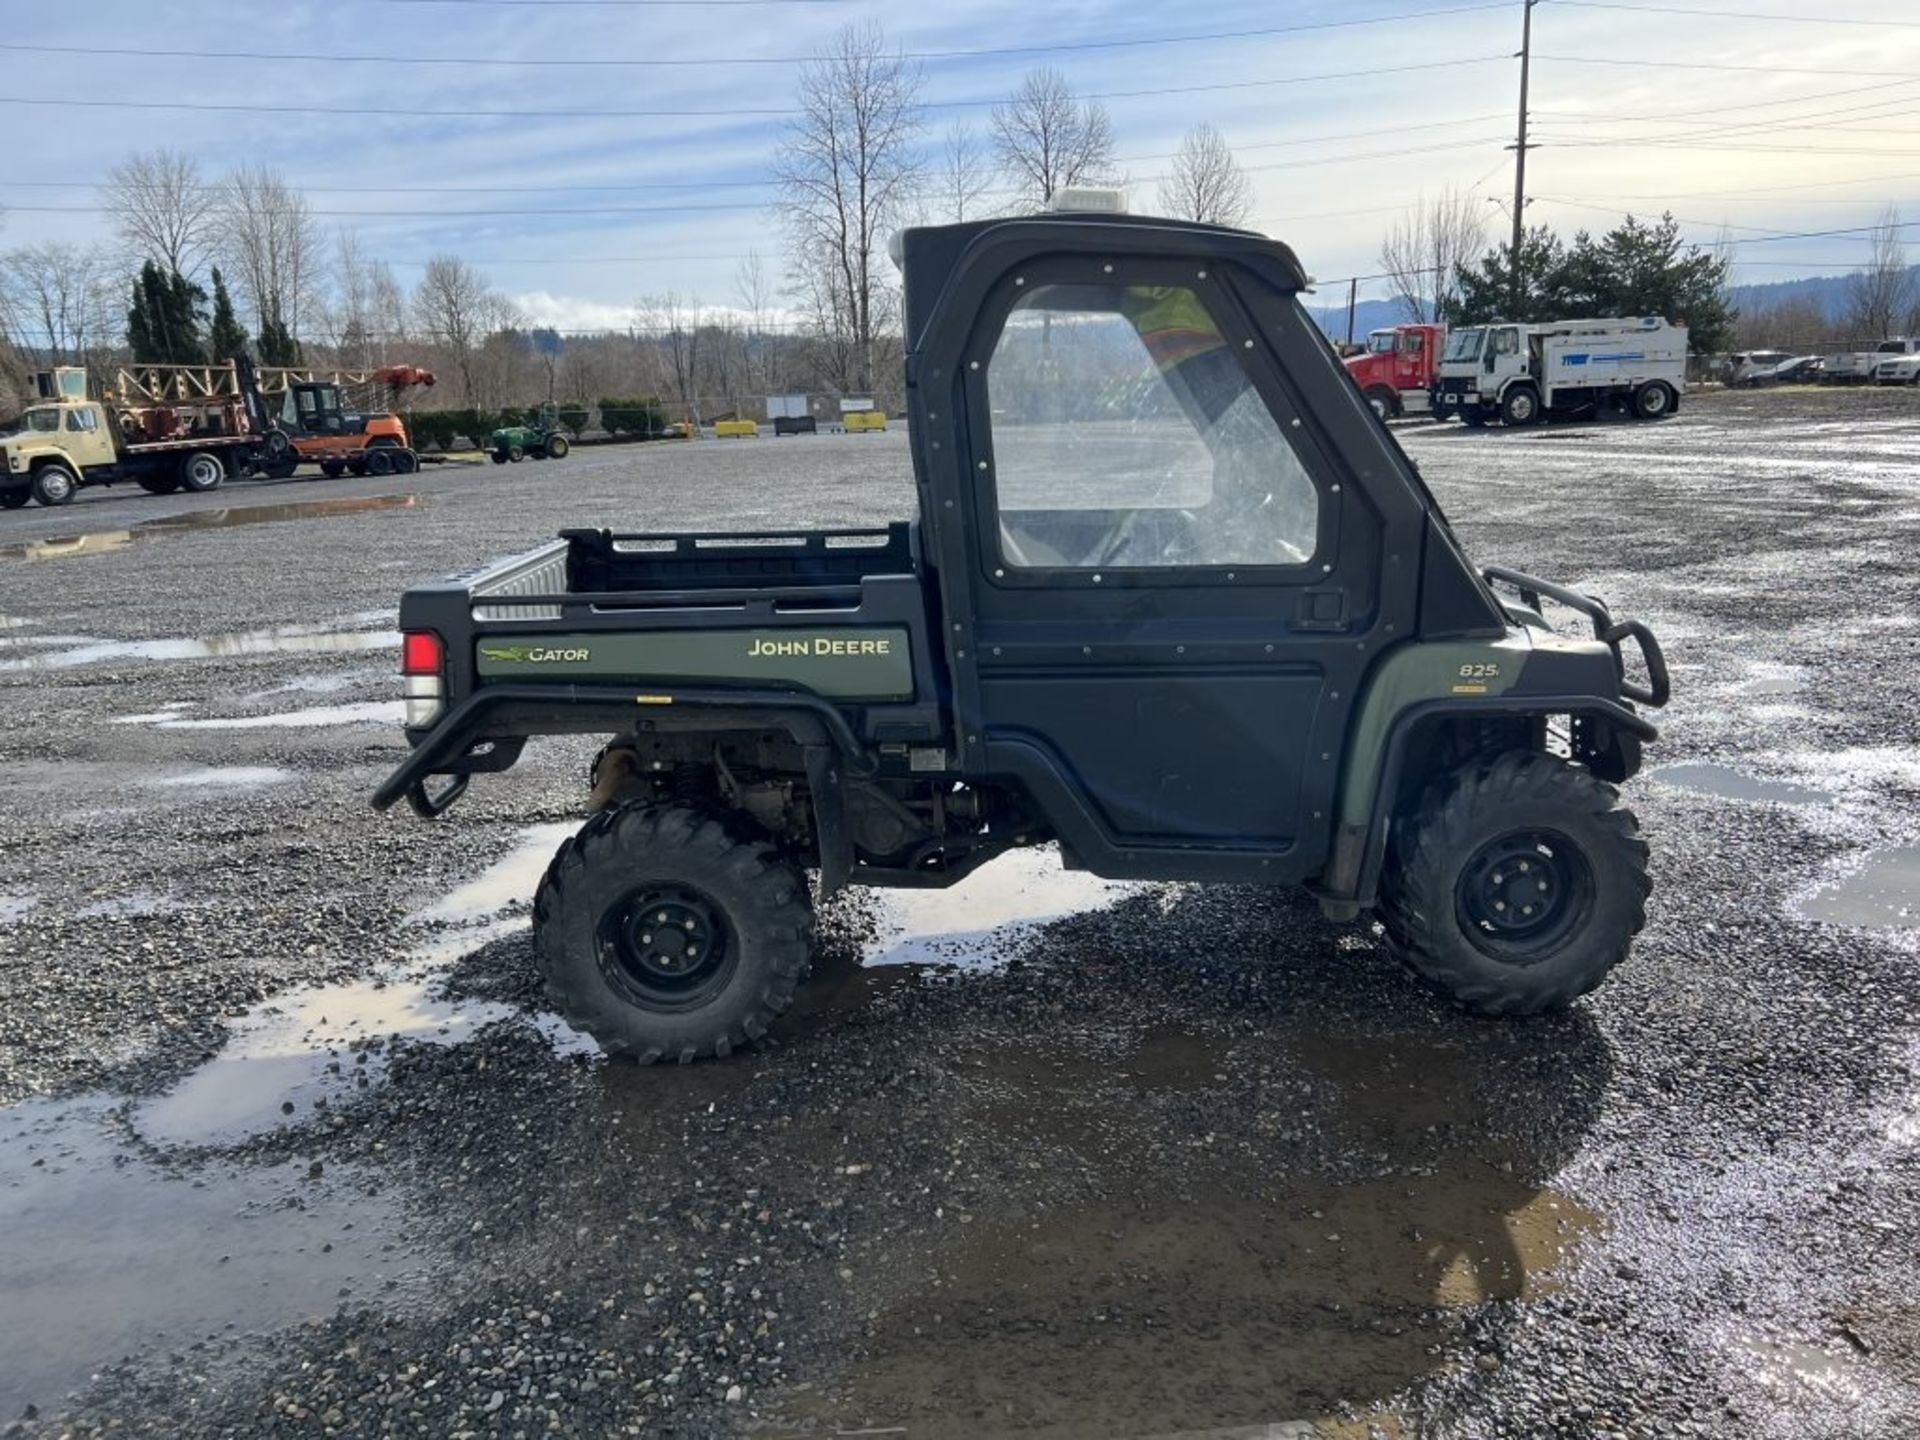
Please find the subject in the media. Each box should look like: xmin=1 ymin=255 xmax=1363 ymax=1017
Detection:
xmin=63 ymin=407 xmax=116 ymax=469
xmin=1488 ymin=324 xmax=1524 ymax=391
xmin=954 ymin=260 xmax=1387 ymax=878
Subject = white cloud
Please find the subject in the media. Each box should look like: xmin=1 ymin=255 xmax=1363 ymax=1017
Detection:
xmin=510 ymin=292 xmax=635 ymax=333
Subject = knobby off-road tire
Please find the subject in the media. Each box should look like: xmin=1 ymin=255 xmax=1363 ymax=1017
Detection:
xmin=533 ymin=804 xmax=815 ymax=1063
xmin=1380 ymin=751 xmax=1650 ymax=1015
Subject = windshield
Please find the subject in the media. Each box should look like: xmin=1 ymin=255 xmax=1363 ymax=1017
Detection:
xmin=21 ymin=408 xmax=60 ymax=433
xmin=1443 ymin=327 xmax=1485 ymax=363
xmin=1367 ymin=331 xmax=1396 ymax=354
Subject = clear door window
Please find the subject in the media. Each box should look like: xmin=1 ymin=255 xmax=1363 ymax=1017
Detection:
xmin=986 ymin=283 xmax=1320 ymax=570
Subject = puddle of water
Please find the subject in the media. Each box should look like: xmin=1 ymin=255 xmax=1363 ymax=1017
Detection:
xmin=1732 ymin=664 xmax=1806 ymax=697
xmin=111 ymin=704 xmax=195 ymax=724
xmin=0 ymin=1098 xmax=418 ymax=1420
xmin=863 ymin=845 xmax=1140 ymax=970
xmin=154 ymin=700 xmax=405 ymax=730
xmin=132 ymin=958 xmax=590 ymax=1147
xmin=138 ymin=825 xmax=594 ymax=1147
xmin=1653 ymin=762 xmax=1833 ymax=808
xmin=1 ymin=626 xmax=397 ymax=672
xmin=0 ymin=494 xmax=422 ymax=562
xmin=1732 ymin=1336 xmax=1867 ymax=1404
xmin=148 ymin=766 xmax=292 ymax=789
xmin=0 ymin=893 xmax=34 ymax=924
xmin=407 ymin=822 xmax=579 ymax=927
xmin=1798 ymin=847 xmax=1920 ymax=929
xmin=76 ymin=891 xmax=181 ymax=919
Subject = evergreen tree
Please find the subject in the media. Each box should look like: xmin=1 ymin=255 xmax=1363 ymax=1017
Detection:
xmin=257 ymin=300 xmax=302 ymax=366
xmin=1446 ymin=213 xmax=1734 ymax=352
xmin=207 ymin=266 xmax=249 ymax=362
xmin=125 ymin=260 xmax=207 ymax=364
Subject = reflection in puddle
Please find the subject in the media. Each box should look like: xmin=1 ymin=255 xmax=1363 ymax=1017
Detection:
xmin=0 ymin=494 xmax=422 ymax=562
xmin=0 ymin=1098 xmax=418 ymax=1420
xmin=863 ymin=845 xmax=1140 ymax=969
xmin=1 ymin=624 xmax=397 ymax=671
xmin=1733 ymin=1336 xmax=1866 ymax=1404
xmin=1799 ymin=847 xmax=1920 ymax=929
xmin=1654 ymin=762 xmax=1832 ymax=808
xmin=148 ymin=766 xmax=292 ymax=789
xmin=407 ymin=822 xmax=577 ymax=927
xmin=138 ymin=824 xmax=593 ymax=1147
xmin=153 ymin=700 xmax=405 ymax=730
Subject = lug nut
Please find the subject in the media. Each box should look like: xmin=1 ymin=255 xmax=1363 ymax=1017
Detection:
xmin=656 ymin=911 xmax=669 ymax=922
xmin=641 ymin=932 xmax=653 ymax=944
xmin=684 ymin=920 xmax=696 ymax=931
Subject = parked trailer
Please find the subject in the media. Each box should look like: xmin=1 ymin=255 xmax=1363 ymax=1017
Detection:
xmin=1 ymin=362 xmax=280 ymax=508
xmin=1434 ymin=317 xmax=1687 ymax=426
xmin=1343 ymin=323 xmax=1444 ymax=419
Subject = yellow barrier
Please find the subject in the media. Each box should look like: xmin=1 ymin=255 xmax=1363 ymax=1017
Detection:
xmin=713 ymin=419 xmax=758 ymax=438
xmin=843 ymin=411 xmax=887 ymax=432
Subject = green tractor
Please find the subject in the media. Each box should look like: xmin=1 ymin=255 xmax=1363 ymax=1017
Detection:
xmin=490 ymin=405 xmax=572 ymax=464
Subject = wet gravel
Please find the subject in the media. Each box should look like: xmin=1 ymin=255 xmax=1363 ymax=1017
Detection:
xmin=1 ymin=389 xmax=1917 ymax=1438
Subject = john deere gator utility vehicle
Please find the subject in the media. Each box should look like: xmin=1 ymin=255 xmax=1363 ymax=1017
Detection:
xmin=374 ymin=198 xmax=1669 ymax=1063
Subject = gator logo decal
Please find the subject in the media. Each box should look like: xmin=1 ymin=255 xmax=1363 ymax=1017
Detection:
xmin=479 ymin=644 xmax=591 ymax=663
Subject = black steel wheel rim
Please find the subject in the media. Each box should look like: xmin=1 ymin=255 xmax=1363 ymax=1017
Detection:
xmin=1454 ymin=828 xmax=1595 ymax=964
xmin=596 ymin=885 xmax=736 ymax=1011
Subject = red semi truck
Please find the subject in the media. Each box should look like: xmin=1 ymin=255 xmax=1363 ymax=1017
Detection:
xmin=1343 ymin=323 xmax=1443 ymax=419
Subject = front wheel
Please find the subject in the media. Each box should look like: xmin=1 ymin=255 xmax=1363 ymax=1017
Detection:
xmin=491 ymin=450 xmax=510 ymax=465
xmin=1365 ymin=386 xmax=1398 ymax=421
xmin=507 ymin=445 xmax=525 ymax=463
xmin=1379 ymin=752 xmax=1649 ymax=1015
xmin=533 ymin=805 xmax=815 ymax=1063
xmin=545 ymin=434 xmax=570 ymax=459
xmin=30 ymin=464 xmax=78 ymax=506
xmin=1501 ymin=386 xmax=1541 ymax=427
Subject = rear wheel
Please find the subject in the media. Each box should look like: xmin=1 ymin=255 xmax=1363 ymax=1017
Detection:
xmin=365 ymin=448 xmax=395 ymax=476
xmin=1380 ymin=751 xmax=1649 ymax=1015
xmin=136 ymin=475 xmax=181 ymax=496
xmin=320 ymin=460 xmax=346 ymax=479
xmin=533 ymin=804 xmax=815 ymax=1062
xmin=1461 ymin=408 xmax=1488 ymax=428
xmin=391 ymin=448 xmax=418 ymax=473
xmin=1632 ymin=381 xmax=1674 ymax=420
xmin=179 ymin=451 xmax=224 ymax=493
xmin=31 ymin=463 xmax=78 ymax=507
xmin=1500 ymin=385 xmax=1541 ymax=427
xmin=545 ymin=434 xmax=570 ymax=459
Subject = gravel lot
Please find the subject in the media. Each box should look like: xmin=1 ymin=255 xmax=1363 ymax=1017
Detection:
xmin=1 ymin=390 xmax=1916 ymax=1438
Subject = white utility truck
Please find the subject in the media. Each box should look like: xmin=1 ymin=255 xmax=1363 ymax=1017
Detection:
xmin=1433 ymin=317 xmax=1687 ymax=427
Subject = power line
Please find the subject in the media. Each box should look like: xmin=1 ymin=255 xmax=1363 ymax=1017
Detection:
xmin=1548 ymin=0 xmax=1920 ymax=27
xmin=0 ymin=5 xmax=1516 ymax=69
xmin=1537 ymin=53 xmax=1920 ymax=79
xmin=0 ymin=54 xmax=1510 ymax=122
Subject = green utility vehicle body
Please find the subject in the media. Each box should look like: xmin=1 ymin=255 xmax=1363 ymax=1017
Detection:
xmin=375 ymin=208 xmax=1668 ymax=1062
xmin=490 ymin=406 xmax=571 ymax=464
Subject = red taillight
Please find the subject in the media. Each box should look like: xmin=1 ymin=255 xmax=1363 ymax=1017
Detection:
xmin=401 ymin=631 xmax=443 ymax=676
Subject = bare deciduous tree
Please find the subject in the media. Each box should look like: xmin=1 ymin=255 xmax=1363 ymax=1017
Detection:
xmin=637 ymin=292 xmax=703 ymax=419
xmin=1377 ymin=187 xmax=1488 ymax=324
xmin=774 ymin=21 xmax=922 ymax=397
xmin=101 ymin=149 xmax=219 ymax=280
xmin=935 ymin=121 xmax=995 ymax=223
xmin=734 ymin=251 xmax=775 ymax=395
xmin=413 ymin=255 xmax=495 ymax=404
xmin=991 ymin=67 xmax=1115 ymax=210
xmin=0 ymin=243 xmax=118 ymax=365
xmin=1845 ymin=205 xmax=1913 ymax=340
xmin=221 ymin=164 xmax=323 ymax=344
xmin=1156 ymin=123 xmax=1253 ymax=228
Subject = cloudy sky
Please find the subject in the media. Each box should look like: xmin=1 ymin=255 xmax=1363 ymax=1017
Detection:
xmin=9 ymin=0 xmax=1920 ymax=329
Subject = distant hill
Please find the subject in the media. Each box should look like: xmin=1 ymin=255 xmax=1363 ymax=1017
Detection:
xmin=1307 ymin=297 xmax=1410 ymax=342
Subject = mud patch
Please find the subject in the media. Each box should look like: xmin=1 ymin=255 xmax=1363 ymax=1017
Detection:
xmin=0 ymin=1098 xmax=420 ymax=1420
xmin=1798 ymin=847 xmax=1920 ymax=929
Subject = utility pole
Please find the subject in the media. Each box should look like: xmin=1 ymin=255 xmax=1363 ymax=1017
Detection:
xmin=1345 ymin=276 xmax=1359 ymax=348
xmin=1508 ymin=0 xmax=1537 ymax=314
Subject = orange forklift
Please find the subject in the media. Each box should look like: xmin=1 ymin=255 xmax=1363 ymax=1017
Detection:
xmin=264 ymin=365 xmax=435 ymax=477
